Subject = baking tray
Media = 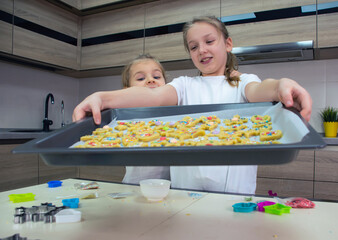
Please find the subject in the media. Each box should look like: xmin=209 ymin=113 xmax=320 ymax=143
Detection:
xmin=13 ymin=102 xmax=326 ymax=166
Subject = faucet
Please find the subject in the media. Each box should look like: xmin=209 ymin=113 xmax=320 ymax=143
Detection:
xmin=43 ymin=93 xmax=54 ymax=132
xmin=61 ymin=100 xmax=65 ymax=127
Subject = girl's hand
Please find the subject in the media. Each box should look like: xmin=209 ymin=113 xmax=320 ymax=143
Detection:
xmin=72 ymin=92 xmax=104 ymax=125
xmin=277 ymin=78 xmax=312 ymax=122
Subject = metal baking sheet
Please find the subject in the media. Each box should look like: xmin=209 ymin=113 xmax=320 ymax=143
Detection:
xmin=13 ymin=102 xmax=326 ymax=166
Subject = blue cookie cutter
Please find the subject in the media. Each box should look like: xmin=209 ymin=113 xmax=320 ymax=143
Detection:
xmin=62 ymin=198 xmax=79 ymax=208
xmin=232 ymin=202 xmax=257 ymax=212
xmin=48 ymin=180 xmax=62 ymax=188
xmin=264 ymin=203 xmax=291 ymax=215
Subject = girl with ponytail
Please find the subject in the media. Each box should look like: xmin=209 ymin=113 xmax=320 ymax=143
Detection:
xmin=73 ymin=16 xmax=312 ymax=194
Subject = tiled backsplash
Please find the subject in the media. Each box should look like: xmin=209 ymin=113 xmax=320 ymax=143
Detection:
xmin=1 ymin=59 xmax=338 ymax=133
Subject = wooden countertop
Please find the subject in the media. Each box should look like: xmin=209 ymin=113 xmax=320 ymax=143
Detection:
xmin=0 ymin=179 xmax=337 ymax=240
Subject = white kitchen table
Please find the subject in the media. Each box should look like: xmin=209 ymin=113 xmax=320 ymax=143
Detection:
xmin=0 ymin=179 xmax=336 ymax=240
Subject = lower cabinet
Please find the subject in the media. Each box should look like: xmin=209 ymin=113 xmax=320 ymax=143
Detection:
xmin=2 ymin=144 xmax=338 ymax=201
xmin=256 ymin=148 xmax=338 ymax=201
xmin=38 ymin=156 xmax=79 ymax=184
xmin=0 ymin=144 xmax=78 ymax=192
xmin=78 ymin=166 xmax=126 ymax=183
xmin=256 ymin=150 xmax=315 ymax=198
xmin=0 ymin=144 xmax=39 ymax=192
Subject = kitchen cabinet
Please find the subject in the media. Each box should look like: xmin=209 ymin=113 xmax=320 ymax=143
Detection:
xmin=318 ymin=13 xmax=338 ymax=48
xmin=0 ymin=143 xmax=78 ymax=191
xmin=144 ymin=0 xmax=219 ymax=62
xmin=38 ymin=156 xmax=79 ymax=184
xmin=78 ymin=166 xmax=125 ymax=182
xmin=222 ymin=0 xmax=316 ymax=48
xmin=0 ymin=144 xmax=38 ymax=192
xmin=314 ymin=182 xmax=338 ymax=201
xmin=57 ymin=0 xmax=148 ymax=11
xmin=0 ymin=20 xmax=12 ymax=55
xmin=57 ymin=0 xmax=79 ymax=10
xmin=0 ymin=0 xmax=13 ymax=54
xmin=314 ymin=147 xmax=338 ymax=200
xmin=12 ymin=0 xmax=79 ymax=69
xmin=13 ymin=26 xmax=78 ymax=69
xmin=316 ymin=0 xmax=338 ymax=48
xmin=257 ymin=147 xmax=338 ymax=201
xmin=81 ymin=0 xmax=127 ymax=10
xmin=256 ymin=150 xmax=315 ymax=198
xmin=228 ymin=16 xmax=316 ymax=48
xmin=2 ymin=0 xmax=338 ymax=73
xmin=220 ymin=0 xmax=314 ymax=15
xmin=81 ymin=4 xmax=145 ymax=69
xmin=2 ymin=141 xmax=338 ymax=201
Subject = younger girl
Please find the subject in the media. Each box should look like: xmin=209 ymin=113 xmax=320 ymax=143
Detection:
xmin=73 ymin=16 xmax=312 ymax=194
xmin=121 ymin=54 xmax=170 ymax=184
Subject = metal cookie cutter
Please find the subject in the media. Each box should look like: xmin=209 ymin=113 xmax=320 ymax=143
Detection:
xmin=13 ymin=202 xmax=66 ymax=224
xmin=0 ymin=233 xmax=39 ymax=240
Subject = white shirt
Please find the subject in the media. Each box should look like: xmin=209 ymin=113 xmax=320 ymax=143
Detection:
xmin=168 ymin=74 xmax=261 ymax=194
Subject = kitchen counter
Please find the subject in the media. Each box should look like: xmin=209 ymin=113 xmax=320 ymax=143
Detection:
xmin=321 ymin=133 xmax=338 ymax=145
xmin=0 ymin=179 xmax=337 ymax=240
xmin=0 ymin=128 xmax=56 ymax=141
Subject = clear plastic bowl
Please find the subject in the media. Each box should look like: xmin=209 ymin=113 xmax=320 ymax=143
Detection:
xmin=139 ymin=179 xmax=171 ymax=202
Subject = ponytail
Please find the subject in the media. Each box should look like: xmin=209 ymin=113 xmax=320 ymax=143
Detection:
xmin=225 ymin=52 xmax=240 ymax=87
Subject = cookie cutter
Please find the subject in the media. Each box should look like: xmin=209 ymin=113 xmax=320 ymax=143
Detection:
xmin=108 ymin=192 xmax=133 ymax=199
xmin=62 ymin=198 xmax=79 ymax=208
xmin=257 ymin=201 xmax=276 ymax=212
xmin=9 ymin=193 xmax=35 ymax=203
xmin=264 ymin=203 xmax=291 ymax=215
xmin=232 ymin=202 xmax=257 ymax=212
xmin=13 ymin=202 xmax=67 ymax=224
xmin=55 ymin=209 xmax=81 ymax=223
xmin=48 ymin=180 xmax=62 ymax=188
xmin=0 ymin=233 xmax=38 ymax=240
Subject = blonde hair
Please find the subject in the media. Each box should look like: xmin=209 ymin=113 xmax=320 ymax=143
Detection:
xmin=183 ymin=16 xmax=240 ymax=87
xmin=121 ymin=54 xmax=167 ymax=88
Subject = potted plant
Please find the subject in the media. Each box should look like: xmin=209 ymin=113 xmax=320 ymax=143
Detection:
xmin=320 ymin=106 xmax=338 ymax=138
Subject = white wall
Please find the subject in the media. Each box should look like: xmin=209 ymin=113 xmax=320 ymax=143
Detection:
xmin=0 ymin=60 xmax=79 ymax=129
xmin=78 ymin=75 xmax=122 ymax=101
xmin=1 ymin=59 xmax=337 ymax=132
xmin=79 ymin=59 xmax=338 ymax=132
xmin=239 ymin=59 xmax=338 ymax=132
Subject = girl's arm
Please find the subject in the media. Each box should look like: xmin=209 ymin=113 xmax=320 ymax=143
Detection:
xmin=245 ymin=78 xmax=312 ymax=121
xmin=72 ymin=84 xmax=178 ymax=124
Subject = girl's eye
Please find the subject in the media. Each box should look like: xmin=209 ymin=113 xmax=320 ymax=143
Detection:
xmin=154 ymin=76 xmax=161 ymax=80
xmin=206 ymin=40 xmax=214 ymax=44
xmin=190 ymin=46 xmax=197 ymax=51
xmin=137 ymin=77 xmax=145 ymax=81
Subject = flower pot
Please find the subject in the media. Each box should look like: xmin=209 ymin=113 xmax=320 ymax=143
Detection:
xmin=323 ymin=122 xmax=338 ymax=138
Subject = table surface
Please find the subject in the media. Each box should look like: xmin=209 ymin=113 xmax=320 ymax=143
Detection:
xmin=0 ymin=179 xmax=337 ymax=240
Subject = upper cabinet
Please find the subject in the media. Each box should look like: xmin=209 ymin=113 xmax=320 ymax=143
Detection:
xmin=144 ymin=0 xmax=220 ymax=62
xmin=1 ymin=0 xmax=338 ymax=73
xmin=81 ymin=4 xmax=145 ymax=69
xmin=317 ymin=0 xmax=338 ymax=48
xmin=0 ymin=0 xmax=13 ymax=54
xmin=12 ymin=0 xmax=79 ymax=69
xmin=221 ymin=0 xmax=316 ymax=47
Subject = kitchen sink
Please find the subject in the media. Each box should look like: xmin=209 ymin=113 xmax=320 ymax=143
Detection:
xmin=9 ymin=129 xmax=54 ymax=133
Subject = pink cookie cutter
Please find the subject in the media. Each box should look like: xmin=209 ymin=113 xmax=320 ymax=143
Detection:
xmin=257 ymin=201 xmax=276 ymax=212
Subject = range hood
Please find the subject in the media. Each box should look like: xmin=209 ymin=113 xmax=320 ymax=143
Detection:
xmin=232 ymin=40 xmax=314 ymax=65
